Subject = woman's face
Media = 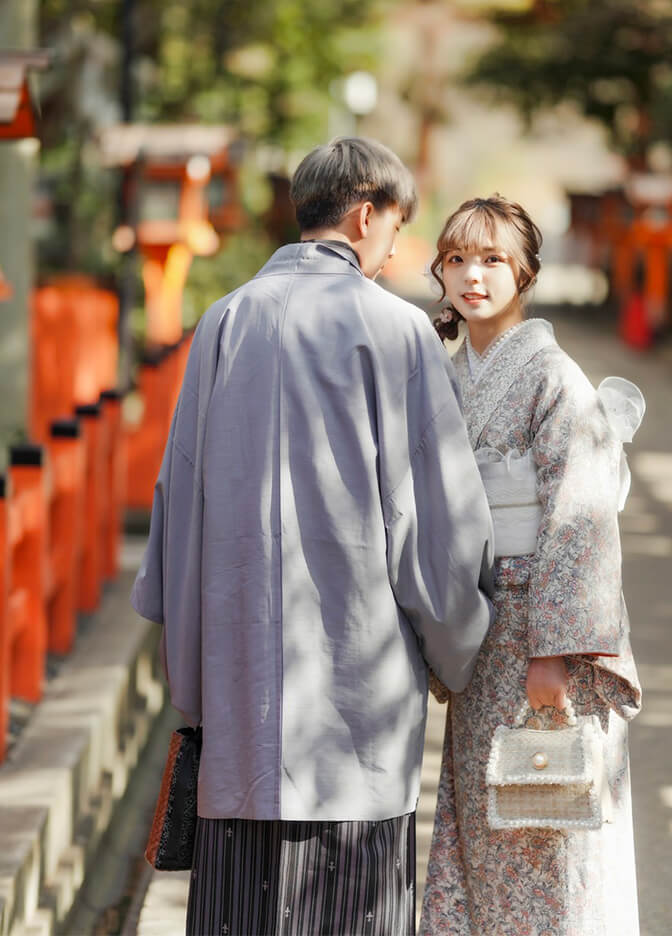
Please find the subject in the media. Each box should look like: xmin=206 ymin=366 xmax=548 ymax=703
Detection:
xmin=441 ymin=246 xmax=520 ymax=324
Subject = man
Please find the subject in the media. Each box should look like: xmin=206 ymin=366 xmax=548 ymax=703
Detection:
xmin=132 ymin=137 xmax=493 ymax=936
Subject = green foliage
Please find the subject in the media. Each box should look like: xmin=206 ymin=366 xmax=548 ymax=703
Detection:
xmin=136 ymin=0 xmax=383 ymax=149
xmin=182 ymin=228 xmax=277 ymax=328
xmin=40 ymin=0 xmax=384 ymax=148
xmin=466 ymin=0 xmax=672 ymax=159
xmin=37 ymin=0 xmax=385 ymax=277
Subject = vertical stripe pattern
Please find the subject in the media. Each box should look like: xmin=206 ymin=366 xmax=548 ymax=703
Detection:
xmin=186 ymin=813 xmax=416 ymax=936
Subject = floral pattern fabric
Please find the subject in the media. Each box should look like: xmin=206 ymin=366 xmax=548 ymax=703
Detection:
xmin=420 ymin=320 xmax=641 ymax=935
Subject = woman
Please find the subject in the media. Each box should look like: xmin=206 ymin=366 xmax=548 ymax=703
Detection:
xmin=419 ymin=195 xmax=643 ymax=935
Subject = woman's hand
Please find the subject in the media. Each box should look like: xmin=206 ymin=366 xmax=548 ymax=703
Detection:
xmin=526 ymin=656 xmax=569 ymax=711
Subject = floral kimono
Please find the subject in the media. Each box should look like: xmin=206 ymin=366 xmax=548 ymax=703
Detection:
xmin=420 ymin=318 xmax=642 ymax=936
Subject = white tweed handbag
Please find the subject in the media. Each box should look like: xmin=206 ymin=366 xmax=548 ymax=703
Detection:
xmin=486 ymin=699 xmax=612 ymax=830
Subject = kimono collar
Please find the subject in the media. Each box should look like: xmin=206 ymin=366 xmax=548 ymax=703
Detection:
xmin=453 ymin=318 xmax=556 ymax=447
xmin=255 ymin=241 xmax=364 ymax=278
xmin=465 ymin=320 xmax=528 ymax=383
xmin=305 ymin=238 xmax=361 ymax=270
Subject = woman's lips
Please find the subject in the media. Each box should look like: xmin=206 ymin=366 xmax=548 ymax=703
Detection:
xmin=462 ymin=292 xmax=487 ymax=302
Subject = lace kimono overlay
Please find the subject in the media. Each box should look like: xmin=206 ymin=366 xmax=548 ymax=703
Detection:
xmin=421 ymin=320 xmax=641 ymax=935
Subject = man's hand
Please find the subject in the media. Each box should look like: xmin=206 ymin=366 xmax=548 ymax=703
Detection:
xmin=526 ymin=656 xmax=569 ymax=711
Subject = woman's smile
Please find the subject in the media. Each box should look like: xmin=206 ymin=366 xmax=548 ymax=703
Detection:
xmin=442 ymin=247 xmax=520 ymax=329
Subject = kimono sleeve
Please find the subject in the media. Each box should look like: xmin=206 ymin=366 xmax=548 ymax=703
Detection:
xmin=130 ymin=358 xmax=204 ymax=727
xmin=528 ymin=355 xmax=624 ymax=658
xmin=383 ymin=356 xmax=495 ymax=692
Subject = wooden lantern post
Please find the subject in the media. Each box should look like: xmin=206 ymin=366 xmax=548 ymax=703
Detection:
xmin=100 ymin=125 xmax=244 ymax=346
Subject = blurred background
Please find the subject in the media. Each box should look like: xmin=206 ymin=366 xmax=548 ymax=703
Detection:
xmin=1 ymin=2 xmax=672 ymax=935
xmin=2 ymin=0 xmax=672 ymax=450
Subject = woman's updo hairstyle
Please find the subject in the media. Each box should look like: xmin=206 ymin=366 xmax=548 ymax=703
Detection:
xmin=430 ymin=194 xmax=543 ymax=342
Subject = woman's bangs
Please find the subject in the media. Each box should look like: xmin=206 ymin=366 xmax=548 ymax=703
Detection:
xmin=440 ymin=210 xmax=522 ymax=264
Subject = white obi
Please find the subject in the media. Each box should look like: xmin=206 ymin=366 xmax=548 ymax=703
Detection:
xmin=476 ymin=376 xmax=646 ymax=558
xmin=476 ymin=448 xmax=540 ymax=557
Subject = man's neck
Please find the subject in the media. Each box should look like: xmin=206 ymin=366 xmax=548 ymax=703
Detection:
xmin=300 ymin=229 xmax=351 ymax=246
xmin=300 ymin=231 xmax=361 ymax=268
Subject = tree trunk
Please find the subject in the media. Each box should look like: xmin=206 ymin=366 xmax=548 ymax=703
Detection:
xmin=0 ymin=0 xmax=38 ymax=459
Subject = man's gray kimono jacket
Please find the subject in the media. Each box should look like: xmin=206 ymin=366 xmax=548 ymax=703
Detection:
xmin=131 ymin=241 xmax=494 ymax=822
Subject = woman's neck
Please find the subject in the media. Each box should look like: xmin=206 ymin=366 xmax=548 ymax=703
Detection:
xmin=467 ymin=305 xmax=524 ymax=355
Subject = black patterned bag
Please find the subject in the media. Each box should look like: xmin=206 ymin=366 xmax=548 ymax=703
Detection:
xmin=145 ymin=725 xmax=202 ymax=870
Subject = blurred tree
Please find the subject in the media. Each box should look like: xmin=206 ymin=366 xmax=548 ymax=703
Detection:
xmin=395 ymin=0 xmax=455 ymax=190
xmin=36 ymin=0 xmax=383 ymax=274
xmin=135 ymin=0 xmax=381 ymax=150
xmin=466 ymin=0 xmax=672 ymax=167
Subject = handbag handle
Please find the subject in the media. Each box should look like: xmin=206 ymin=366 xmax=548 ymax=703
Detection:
xmin=513 ymin=697 xmax=578 ymax=728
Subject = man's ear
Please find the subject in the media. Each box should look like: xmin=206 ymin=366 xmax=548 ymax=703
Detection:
xmin=356 ymin=201 xmax=375 ymax=238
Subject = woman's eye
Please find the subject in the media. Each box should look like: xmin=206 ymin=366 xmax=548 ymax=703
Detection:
xmin=486 ymin=255 xmax=503 ymax=263
xmin=446 ymin=255 xmax=462 ymax=263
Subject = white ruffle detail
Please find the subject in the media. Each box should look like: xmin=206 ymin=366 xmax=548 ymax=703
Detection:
xmin=475 ymin=447 xmax=537 ymax=505
xmin=597 ymin=377 xmax=646 ymax=510
xmin=597 ymin=377 xmax=646 ymax=444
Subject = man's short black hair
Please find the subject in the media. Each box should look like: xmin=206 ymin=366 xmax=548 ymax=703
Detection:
xmin=290 ymin=137 xmax=418 ymax=232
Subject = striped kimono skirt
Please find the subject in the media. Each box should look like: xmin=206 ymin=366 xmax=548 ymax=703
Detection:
xmin=186 ymin=813 xmax=416 ymax=936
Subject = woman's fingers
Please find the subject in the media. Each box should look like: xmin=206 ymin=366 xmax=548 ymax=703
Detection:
xmin=555 ymin=684 xmax=569 ymax=711
xmin=526 ymin=656 xmax=569 ymax=711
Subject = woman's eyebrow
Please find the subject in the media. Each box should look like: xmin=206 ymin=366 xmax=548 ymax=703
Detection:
xmin=445 ymin=246 xmax=508 ymax=255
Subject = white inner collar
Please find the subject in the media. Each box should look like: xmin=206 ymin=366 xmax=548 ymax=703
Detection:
xmin=465 ymin=321 xmax=528 ymax=383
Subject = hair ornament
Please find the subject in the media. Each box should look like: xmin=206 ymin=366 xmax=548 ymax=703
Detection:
xmin=438 ymin=308 xmax=454 ymax=324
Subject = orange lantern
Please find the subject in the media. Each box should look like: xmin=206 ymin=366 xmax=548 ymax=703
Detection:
xmin=0 ymin=50 xmax=49 ymax=141
xmin=100 ymin=124 xmax=244 ymax=345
